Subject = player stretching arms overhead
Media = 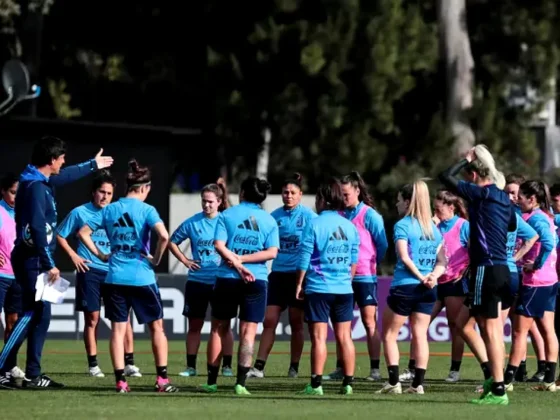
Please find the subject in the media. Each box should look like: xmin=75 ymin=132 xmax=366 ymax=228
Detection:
xmin=439 ymin=145 xmax=515 ymax=406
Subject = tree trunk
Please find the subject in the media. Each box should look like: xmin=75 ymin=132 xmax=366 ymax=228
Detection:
xmin=256 ymin=127 xmax=271 ymax=180
xmin=438 ymin=0 xmax=475 ymax=156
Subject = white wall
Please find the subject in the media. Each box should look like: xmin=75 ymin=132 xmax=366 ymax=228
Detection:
xmin=168 ymin=194 xmax=316 ymax=274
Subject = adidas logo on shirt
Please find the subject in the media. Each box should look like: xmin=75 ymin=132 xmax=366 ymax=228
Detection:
xmin=237 ymin=216 xmax=260 ymax=232
xmin=113 ymin=213 xmax=134 ymax=228
xmin=329 ymin=226 xmax=348 ymax=241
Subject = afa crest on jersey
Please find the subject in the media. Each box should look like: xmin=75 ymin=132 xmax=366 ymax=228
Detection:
xmin=23 ymin=223 xmax=54 ymax=246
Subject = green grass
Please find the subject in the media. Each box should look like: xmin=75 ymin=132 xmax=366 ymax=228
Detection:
xmin=0 ymin=340 xmax=555 ymax=419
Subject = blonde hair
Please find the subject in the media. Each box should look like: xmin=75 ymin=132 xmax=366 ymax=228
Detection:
xmin=469 ymin=145 xmax=506 ymax=189
xmin=399 ymin=180 xmax=434 ymax=240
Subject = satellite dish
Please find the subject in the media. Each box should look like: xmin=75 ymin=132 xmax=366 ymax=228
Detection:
xmin=0 ymin=59 xmax=41 ymax=116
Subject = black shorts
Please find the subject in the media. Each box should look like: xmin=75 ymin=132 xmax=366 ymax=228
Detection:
xmin=466 ymin=265 xmax=510 ymax=319
xmin=267 ymin=272 xmax=304 ymax=310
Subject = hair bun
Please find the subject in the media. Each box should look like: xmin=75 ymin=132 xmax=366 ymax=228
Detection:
xmin=293 ymin=172 xmax=302 ymax=182
xmin=257 ymin=179 xmax=272 ymax=194
xmin=216 ymin=177 xmax=226 ymax=186
xmin=128 ymin=159 xmax=139 ymax=173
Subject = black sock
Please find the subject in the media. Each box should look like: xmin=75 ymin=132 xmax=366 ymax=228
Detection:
xmin=538 ymin=360 xmax=547 ymax=373
xmin=207 ymin=364 xmax=219 ymax=386
xmin=254 ymin=359 xmax=266 ymax=371
xmin=480 ymin=362 xmax=492 ymax=380
xmin=311 ymin=374 xmax=322 ymax=388
xmin=114 ymin=369 xmax=126 ymax=383
xmin=186 ymin=354 xmax=197 ymax=369
xmin=124 ymin=353 xmax=134 ymax=366
xmin=491 ymin=381 xmax=505 ymax=396
xmin=408 ymin=359 xmax=416 ymax=371
xmin=236 ymin=365 xmax=250 ymax=387
xmin=370 ymin=359 xmax=380 ymax=370
xmin=156 ymin=366 xmax=168 ymax=379
xmin=412 ymin=368 xmax=426 ymax=388
xmin=388 ymin=365 xmax=399 ymax=386
xmin=515 ymin=360 xmax=527 ymax=381
xmin=450 ymin=360 xmax=462 ymax=372
xmin=336 ymin=359 xmax=342 ymax=369
xmin=544 ymin=361 xmax=556 ymax=383
xmin=222 ymin=355 xmax=233 ymax=368
xmin=504 ymin=364 xmax=518 ymax=385
xmin=290 ymin=361 xmax=300 ymax=373
xmin=87 ymin=354 xmax=98 ymax=368
xmin=342 ymin=375 xmax=354 ymax=387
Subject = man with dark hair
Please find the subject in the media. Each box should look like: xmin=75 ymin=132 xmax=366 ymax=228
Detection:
xmin=0 ymin=136 xmax=113 ymax=389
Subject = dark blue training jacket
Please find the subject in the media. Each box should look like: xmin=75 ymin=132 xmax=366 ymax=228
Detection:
xmin=14 ymin=159 xmax=98 ymax=271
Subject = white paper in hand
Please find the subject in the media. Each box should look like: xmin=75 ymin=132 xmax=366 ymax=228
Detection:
xmin=35 ymin=273 xmax=70 ymax=304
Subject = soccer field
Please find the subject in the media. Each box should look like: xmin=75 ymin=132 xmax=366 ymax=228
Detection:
xmin=0 ymin=340 xmax=554 ymax=419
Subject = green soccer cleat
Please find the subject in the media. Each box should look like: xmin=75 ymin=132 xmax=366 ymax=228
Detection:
xmin=297 ymin=384 xmax=324 ymax=395
xmin=471 ymin=392 xmax=509 ymax=405
xmin=200 ymin=384 xmax=218 ymax=393
xmin=339 ymin=385 xmax=353 ymax=395
xmin=234 ymin=384 xmax=251 ymax=395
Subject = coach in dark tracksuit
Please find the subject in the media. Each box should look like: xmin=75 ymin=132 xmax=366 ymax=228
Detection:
xmin=0 ymin=137 xmax=113 ymax=389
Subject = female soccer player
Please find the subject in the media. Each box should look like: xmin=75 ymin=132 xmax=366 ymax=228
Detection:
xmin=504 ymin=173 xmax=544 ymax=383
xmin=57 ymin=171 xmax=142 ymax=378
xmin=168 ymin=179 xmax=235 ymax=377
xmin=402 ymin=190 xmax=470 ymax=384
xmin=78 ymin=159 xmax=177 ymax=393
xmin=325 ymin=172 xmax=386 ymax=382
xmin=376 ymin=180 xmax=446 ymax=395
xmin=503 ymin=181 xmax=559 ymax=392
xmin=201 ymin=176 xmax=279 ymax=395
xmin=439 ymin=145 xmax=515 ymax=405
xmin=0 ymin=173 xmax=24 ymax=380
xmin=247 ymin=173 xmax=316 ymax=379
xmin=295 ymin=177 xmax=359 ymax=395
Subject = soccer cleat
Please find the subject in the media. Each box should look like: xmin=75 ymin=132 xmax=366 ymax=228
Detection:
xmin=246 ymin=367 xmax=264 ymax=378
xmin=234 ymin=384 xmax=251 ymax=395
xmin=155 ymin=376 xmax=178 ymax=393
xmin=445 ymin=371 xmax=460 ymax=383
xmin=405 ymin=385 xmax=425 ymax=394
xmin=9 ymin=366 xmax=25 ymax=379
xmin=339 ymin=385 xmax=353 ymax=395
xmin=116 ymin=380 xmax=130 ymax=393
xmin=222 ymin=366 xmax=234 ymax=377
xmin=287 ymin=367 xmax=298 ymax=378
xmin=527 ymin=371 xmax=545 ymax=383
xmin=475 ymin=377 xmax=493 ymax=397
xmin=530 ymin=382 xmax=557 ymax=392
xmin=471 ymin=392 xmax=509 ymax=405
xmin=0 ymin=373 xmax=19 ymax=390
xmin=200 ymin=384 xmax=218 ymax=393
xmin=505 ymin=383 xmax=514 ymax=392
xmin=124 ymin=364 xmax=142 ymax=377
xmin=376 ymin=382 xmax=402 ymax=394
xmin=89 ymin=366 xmax=105 ymax=377
xmin=297 ymin=384 xmax=324 ymax=395
xmin=398 ymin=369 xmax=414 ymax=382
xmin=23 ymin=374 xmax=64 ymax=389
xmin=179 ymin=367 xmax=197 ymax=377
xmin=366 ymin=368 xmax=382 ymax=381
xmin=323 ymin=367 xmax=343 ymax=380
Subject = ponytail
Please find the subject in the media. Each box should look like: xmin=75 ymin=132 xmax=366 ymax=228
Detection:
xmin=520 ymin=180 xmax=553 ymax=218
xmin=341 ymin=171 xmax=375 ymax=208
xmin=216 ymin=178 xmax=230 ymax=211
xmin=436 ymin=189 xmax=468 ymax=220
xmin=469 ymin=145 xmax=506 ymax=189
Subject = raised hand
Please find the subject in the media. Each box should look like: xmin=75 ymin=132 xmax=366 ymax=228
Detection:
xmin=95 ymin=148 xmax=114 ymax=170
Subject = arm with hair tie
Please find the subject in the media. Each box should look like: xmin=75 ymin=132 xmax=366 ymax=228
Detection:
xmin=438 ymin=159 xmax=469 ymax=191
